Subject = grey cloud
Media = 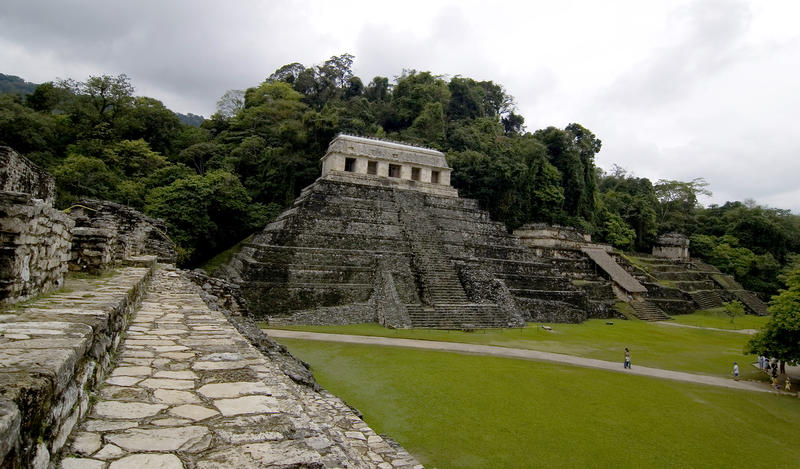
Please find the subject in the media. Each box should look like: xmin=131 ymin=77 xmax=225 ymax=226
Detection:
xmin=601 ymin=0 xmax=752 ymax=109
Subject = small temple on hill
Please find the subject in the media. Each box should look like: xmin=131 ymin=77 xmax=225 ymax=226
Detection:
xmin=319 ymin=134 xmax=458 ymax=197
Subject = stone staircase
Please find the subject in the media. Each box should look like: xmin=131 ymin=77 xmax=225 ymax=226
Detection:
xmin=404 ymin=304 xmax=508 ymax=329
xmin=731 ymin=290 xmax=769 ymax=316
xmin=622 ymin=254 xmax=770 ymax=316
xmin=689 ymin=290 xmax=725 ymax=310
xmin=399 ymin=205 xmax=508 ymax=329
xmin=630 ymin=300 xmax=671 ymax=321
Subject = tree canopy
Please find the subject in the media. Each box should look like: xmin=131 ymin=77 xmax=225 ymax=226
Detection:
xmin=746 ymin=264 xmax=800 ymax=364
xmin=2 ymin=54 xmax=799 ymax=280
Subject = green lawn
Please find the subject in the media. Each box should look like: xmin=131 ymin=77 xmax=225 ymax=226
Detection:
xmin=265 ymin=319 xmax=765 ymax=380
xmin=671 ymin=308 xmax=769 ymax=330
xmin=281 ymin=339 xmax=800 ymax=469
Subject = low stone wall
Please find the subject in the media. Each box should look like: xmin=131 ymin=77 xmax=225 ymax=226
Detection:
xmin=0 ymin=192 xmax=74 ymax=305
xmin=0 ymin=259 xmax=155 ymax=469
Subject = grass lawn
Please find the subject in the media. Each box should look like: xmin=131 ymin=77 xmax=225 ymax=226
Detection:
xmin=671 ymin=308 xmax=769 ymax=330
xmin=281 ymin=339 xmax=800 ymax=469
xmin=265 ymin=319 xmax=766 ymax=380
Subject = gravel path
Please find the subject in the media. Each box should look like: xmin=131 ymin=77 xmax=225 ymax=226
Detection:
xmin=264 ymin=329 xmax=772 ymax=394
xmin=655 ymin=321 xmax=759 ymax=335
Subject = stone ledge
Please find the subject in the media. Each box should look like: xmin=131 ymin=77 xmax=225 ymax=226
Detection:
xmin=0 ymin=260 xmax=156 ymax=468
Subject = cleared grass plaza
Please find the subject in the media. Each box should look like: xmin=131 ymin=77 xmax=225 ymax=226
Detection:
xmin=271 ymin=315 xmax=798 ymax=468
xmin=269 ymin=313 xmax=771 ymax=380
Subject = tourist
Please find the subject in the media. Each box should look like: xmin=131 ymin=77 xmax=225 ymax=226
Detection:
xmin=733 ymin=362 xmax=739 ymax=380
xmin=624 ymin=348 xmax=631 ymax=369
xmin=771 ymin=362 xmax=778 ymax=378
xmin=758 ymin=355 xmax=765 ymax=370
xmin=772 ymin=376 xmax=780 ymax=391
xmin=786 ymin=377 xmax=792 ymax=393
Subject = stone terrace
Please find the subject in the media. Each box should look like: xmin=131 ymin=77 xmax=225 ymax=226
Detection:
xmin=61 ymin=268 xmax=421 ymax=469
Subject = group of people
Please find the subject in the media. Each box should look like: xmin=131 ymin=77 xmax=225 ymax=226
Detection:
xmin=754 ymin=355 xmax=792 ymax=393
xmin=623 ymin=348 xmax=793 ymax=394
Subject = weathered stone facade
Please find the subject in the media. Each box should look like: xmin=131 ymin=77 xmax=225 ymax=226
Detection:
xmin=0 ymin=146 xmax=55 ymax=205
xmin=68 ymin=199 xmax=178 ymax=266
xmin=0 ymin=193 xmax=74 ymax=304
xmin=652 ymin=232 xmax=690 ymax=260
xmin=0 ymin=149 xmax=75 ymax=305
xmin=320 ymin=134 xmax=458 ymax=197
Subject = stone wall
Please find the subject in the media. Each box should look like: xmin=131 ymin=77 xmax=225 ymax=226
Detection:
xmin=0 ymin=192 xmax=74 ymax=304
xmin=69 ymin=227 xmax=116 ymax=275
xmin=0 ymin=147 xmax=55 ymax=204
xmin=69 ymin=199 xmax=177 ymax=265
xmin=0 ymin=260 xmax=154 ymax=469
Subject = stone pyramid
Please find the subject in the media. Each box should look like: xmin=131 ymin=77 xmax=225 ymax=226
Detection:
xmin=222 ymin=135 xmax=595 ymax=328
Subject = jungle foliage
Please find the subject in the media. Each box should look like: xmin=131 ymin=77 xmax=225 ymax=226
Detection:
xmin=1 ymin=55 xmax=799 ymax=292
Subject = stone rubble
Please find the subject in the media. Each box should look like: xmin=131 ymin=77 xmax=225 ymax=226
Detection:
xmin=62 ymin=268 xmax=422 ymax=468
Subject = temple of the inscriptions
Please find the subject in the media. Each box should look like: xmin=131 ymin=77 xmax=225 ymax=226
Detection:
xmin=219 ymin=134 xmax=767 ymax=328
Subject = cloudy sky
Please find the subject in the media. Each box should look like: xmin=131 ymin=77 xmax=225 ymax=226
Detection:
xmin=1 ymin=0 xmax=798 ymax=211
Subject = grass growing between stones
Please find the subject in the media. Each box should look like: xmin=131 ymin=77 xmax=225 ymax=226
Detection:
xmin=266 ymin=320 xmax=764 ymax=380
xmin=280 ymin=339 xmax=800 ymax=469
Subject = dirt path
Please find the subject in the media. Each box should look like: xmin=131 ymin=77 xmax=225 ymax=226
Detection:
xmin=264 ymin=329 xmax=775 ymax=394
xmin=656 ymin=321 xmax=758 ymax=335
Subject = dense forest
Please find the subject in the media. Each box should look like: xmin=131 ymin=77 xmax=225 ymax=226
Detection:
xmin=1 ymin=54 xmax=799 ymax=296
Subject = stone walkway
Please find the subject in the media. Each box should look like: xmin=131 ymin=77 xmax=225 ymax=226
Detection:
xmin=61 ymin=268 xmax=422 ymax=469
xmin=264 ymin=330 xmax=772 ymax=394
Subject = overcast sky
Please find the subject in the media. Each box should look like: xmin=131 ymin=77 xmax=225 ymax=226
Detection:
xmin=1 ymin=0 xmax=798 ymax=212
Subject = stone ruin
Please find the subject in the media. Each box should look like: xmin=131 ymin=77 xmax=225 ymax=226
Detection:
xmin=0 ymin=146 xmax=177 ymax=303
xmin=220 ymin=135 xmax=771 ymax=326
xmin=0 ymin=144 xmax=421 ymax=469
xmin=68 ymin=199 xmax=177 ymax=273
xmin=652 ymin=232 xmax=690 ymax=260
xmin=0 ymin=147 xmax=74 ymax=304
xmin=222 ymin=135 xmax=616 ymax=327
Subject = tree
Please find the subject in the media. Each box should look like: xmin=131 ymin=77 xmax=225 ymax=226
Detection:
xmin=116 ymin=97 xmax=182 ymax=155
xmin=745 ymin=266 xmax=800 ymax=364
xmin=177 ymin=142 xmax=227 ymax=175
xmin=52 ymin=154 xmax=118 ymax=207
xmin=60 ymin=74 xmax=134 ymax=125
xmin=216 ymin=90 xmax=245 ymax=119
xmin=145 ymin=170 xmax=268 ymax=265
xmin=654 ymin=178 xmax=710 ymax=233
xmin=26 ymin=82 xmax=68 ymax=112
xmin=392 ymin=71 xmax=450 ymax=129
xmin=0 ymin=94 xmax=58 ymax=158
xmin=723 ymin=300 xmax=744 ymax=324
xmin=106 ymin=139 xmax=168 ymax=179
xmin=534 ymin=124 xmax=601 ymax=225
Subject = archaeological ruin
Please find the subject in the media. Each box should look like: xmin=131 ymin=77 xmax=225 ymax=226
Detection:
xmin=0 ymin=146 xmax=423 ymax=468
xmin=220 ymin=135 xmax=768 ymax=328
xmin=0 ymin=137 xmax=771 ymax=468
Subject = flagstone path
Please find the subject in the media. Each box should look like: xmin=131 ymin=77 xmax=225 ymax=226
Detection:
xmin=61 ymin=268 xmax=421 ymax=469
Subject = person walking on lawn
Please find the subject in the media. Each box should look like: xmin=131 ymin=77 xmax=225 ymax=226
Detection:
xmin=624 ymin=348 xmax=631 ymax=369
